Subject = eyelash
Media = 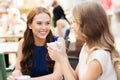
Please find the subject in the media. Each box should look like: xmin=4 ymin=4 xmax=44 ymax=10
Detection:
xmin=37 ymin=22 xmax=42 ymax=25
xmin=46 ymin=22 xmax=50 ymax=25
xmin=37 ymin=22 xmax=50 ymax=25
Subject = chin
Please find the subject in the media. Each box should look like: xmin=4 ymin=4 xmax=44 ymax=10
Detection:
xmin=39 ymin=35 xmax=47 ymax=39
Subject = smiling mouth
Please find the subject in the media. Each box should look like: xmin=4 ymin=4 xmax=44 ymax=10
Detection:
xmin=39 ymin=31 xmax=47 ymax=35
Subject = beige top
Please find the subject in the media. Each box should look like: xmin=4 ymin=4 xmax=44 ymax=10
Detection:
xmin=79 ymin=44 xmax=117 ymax=80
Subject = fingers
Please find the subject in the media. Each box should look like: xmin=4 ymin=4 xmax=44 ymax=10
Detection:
xmin=47 ymin=47 xmax=55 ymax=60
xmin=56 ymin=42 xmax=62 ymax=48
xmin=47 ymin=39 xmax=66 ymax=61
xmin=49 ymin=53 xmax=54 ymax=60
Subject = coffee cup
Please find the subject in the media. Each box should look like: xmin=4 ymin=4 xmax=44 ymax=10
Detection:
xmin=47 ymin=41 xmax=62 ymax=49
xmin=17 ymin=75 xmax=31 ymax=80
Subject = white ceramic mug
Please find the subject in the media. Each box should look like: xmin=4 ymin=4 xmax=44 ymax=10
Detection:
xmin=17 ymin=75 xmax=31 ymax=80
xmin=47 ymin=41 xmax=62 ymax=49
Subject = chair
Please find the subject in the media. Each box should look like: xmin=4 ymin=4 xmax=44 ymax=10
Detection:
xmin=0 ymin=53 xmax=12 ymax=80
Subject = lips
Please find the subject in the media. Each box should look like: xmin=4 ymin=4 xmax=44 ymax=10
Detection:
xmin=39 ymin=31 xmax=48 ymax=35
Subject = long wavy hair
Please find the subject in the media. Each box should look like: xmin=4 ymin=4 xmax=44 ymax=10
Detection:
xmin=72 ymin=1 xmax=119 ymax=61
xmin=53 ymin=5 xmax=70 ymax=27
xmin=20 ymin=6 xmax=55 ymax=75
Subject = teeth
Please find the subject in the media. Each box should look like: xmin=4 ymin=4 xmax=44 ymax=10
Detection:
xmin=40 ymin=32 xmax=46 ymax=33
xmin=40 ymin=31 xmax=46 ymax=34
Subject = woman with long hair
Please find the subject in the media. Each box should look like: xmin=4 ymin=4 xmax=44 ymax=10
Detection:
xmin=47 ymin=1 xmax=119 ymax=80
xmin=52 ymin=5 xmax=70 ymax=38
xmin=7 ymin=6 xmax=62 ymax=80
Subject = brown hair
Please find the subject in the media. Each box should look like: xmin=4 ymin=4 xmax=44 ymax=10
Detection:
xmin=20 ymin=6 xmax=54 ymax=75
xmin=72 ymin=1 xmax=119 ymax=61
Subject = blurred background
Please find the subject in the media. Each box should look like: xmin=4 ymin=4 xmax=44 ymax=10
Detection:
xmin=0 ymin=0 xmax=120 ymax=70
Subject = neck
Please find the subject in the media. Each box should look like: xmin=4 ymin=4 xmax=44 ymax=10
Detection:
xmin=86 ymin=42 xmax=94 ymax=48
xmin=85 ymin=42 xmax=96 ymax=53
xmin=35 ymin=39 xmax=46 ymax=46
xmin=85 ymin=42 xmax=102 ymax=54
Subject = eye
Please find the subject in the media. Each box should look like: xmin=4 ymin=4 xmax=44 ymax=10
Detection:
xmin=37 ymin=22 xmax=42 ymax=25
xmin=45 ymin=22 xmax=50 ymax=25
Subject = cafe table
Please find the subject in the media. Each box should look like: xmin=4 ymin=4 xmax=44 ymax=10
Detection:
xmin=0 ymin=42 xmax=19 ymax=54
xmin=0 ymin=34 xmax=23 ymax=42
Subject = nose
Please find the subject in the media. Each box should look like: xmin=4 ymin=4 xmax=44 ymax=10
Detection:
xmin=41 ymin=24 xmax=47 ymax=29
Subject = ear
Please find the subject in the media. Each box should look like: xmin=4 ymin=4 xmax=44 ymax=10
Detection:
xmin=28 ymin=23 xmax=32 ymax=29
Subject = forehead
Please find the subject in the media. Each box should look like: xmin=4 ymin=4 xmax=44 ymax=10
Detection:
xmin=33 ymin=13 xmax=50 ymax=21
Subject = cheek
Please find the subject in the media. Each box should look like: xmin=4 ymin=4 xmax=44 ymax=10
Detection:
xmin=73 ymin=26 xmax=80 ymax=34
xmin=47 ymin=26 xmax=51 ymax=30
xmin=30 ymin=26 xmax=40 ymax=35
xmin=46 ymin=26 xmax=51 ymax=33
xmin=32 ymin=26 xmax=38 ymax=32
xmin=71 ymin=24 xmax=76 ymax=31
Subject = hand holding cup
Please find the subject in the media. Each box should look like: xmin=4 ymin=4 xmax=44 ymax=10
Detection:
xmin=47 ymin=37 xmax=67 ymax=62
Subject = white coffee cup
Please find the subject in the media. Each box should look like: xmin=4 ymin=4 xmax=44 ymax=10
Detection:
xmin=47 ymin=41 xmax=62 ymax=49
xmin=17 ymin=75 xmax=31 ymax=80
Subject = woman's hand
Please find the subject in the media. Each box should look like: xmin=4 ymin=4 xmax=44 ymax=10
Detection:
xmin=47 ymin=37 xmax=68 ymax=62
xmin=7 ymin=70 xmax=22 ymax=80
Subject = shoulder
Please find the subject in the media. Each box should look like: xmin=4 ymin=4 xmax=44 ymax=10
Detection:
xmin=88 ymin=50 xmax=111 ymax=72
xmin=18 ymin=39 xmax=24 ymax=50
xmin=89 ymin=50 xmax=110 ymax=63
xmin=84 ymin=50 xmax=110 ymax=79
xmin=19 ymin=39 xmax=24 ymax=45
xmin=56 ymin=19 xmax=67 ymax=27
xmin=56 ymin=19 xmax=66 ymax=24
xmin=90 ymin=50 xmax=110 ymax=60
xmin=53 ymin=36 xmax=59 ymax=41
xmin=85 ymin=59 xmax=102 ymax=79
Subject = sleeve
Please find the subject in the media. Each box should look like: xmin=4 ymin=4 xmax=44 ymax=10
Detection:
xmin=88 ymin=50 xmax=110 ymax=73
